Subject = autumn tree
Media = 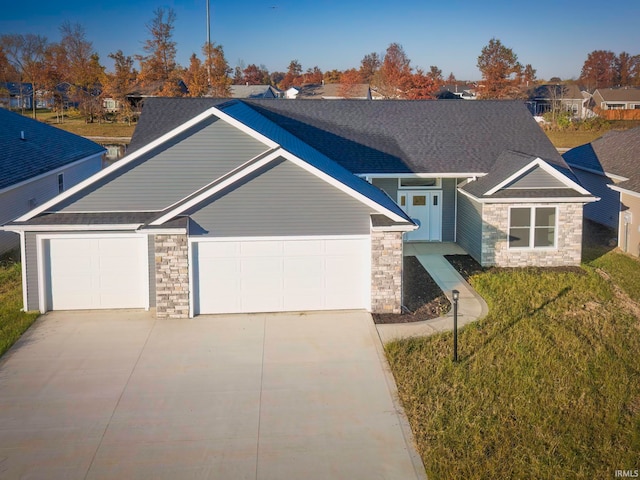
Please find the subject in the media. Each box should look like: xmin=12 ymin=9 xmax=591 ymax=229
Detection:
xmin=523 ymin=64 xmax=537 ymax=86
xmin=204 ymin=42 xmax=231 ymax=97
xmin=104 ymin=49 xmax=137 ymax=123
xmin=375 ymin=43 xmax=412 ymax=98
xmin=182 ymin=53 xmax=208 ymax=97
xmin=239 ymin=64 xmax=269 ymax=85
xmin=580 ymin=50 xmax=616 ymax=90
xmin=338 ymin=68 xmax=363 ymax=97
xmin=135 ymin=8 xmax=180 ymax=94
xmin=406 ymin=69 xmax=438 ymax=99
xmin=323 ymin=69 xmax=341 ymax=84
xmin=279 ymin=60 xmax=303 ymax=89
xmin=303 ymin=66 xmax=323 ymax=84
xmin=476 ymin=38 xmax=523 ymax=99
xmin=360 ymin=52 xmax=381 ymax=84
xmin=1 ymin=33 xmax=48 ymax=116
xmin=615 ymin=52 xmax=640 ymax=86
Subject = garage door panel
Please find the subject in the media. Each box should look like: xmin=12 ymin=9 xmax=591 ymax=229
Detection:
xmin=194 ymin=237 xmax=369 ymax=315
xmin=45 ymin=236 xmax=147 ymax=311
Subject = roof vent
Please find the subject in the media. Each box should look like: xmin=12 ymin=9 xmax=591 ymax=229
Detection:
xmin=20 ymin=131 xmax=25 ymax=141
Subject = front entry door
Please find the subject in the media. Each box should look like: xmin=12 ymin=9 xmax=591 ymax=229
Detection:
xmin=399 ymin=191 xmax=442 ymax=241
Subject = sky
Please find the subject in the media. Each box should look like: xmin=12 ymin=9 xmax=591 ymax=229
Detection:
xmin=2 ymin=0 xmax=640 ymax=81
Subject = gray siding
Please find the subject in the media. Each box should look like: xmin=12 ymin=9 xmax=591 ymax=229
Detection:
xmin=505 ymin=166 xmax=568 ymax=190
xmin=61 ymin=118 xmax=268 ymax=212
xmin=572 ymin=169 xmax=620 ymax=229
xmin=456 ymin=193 xmax=483 ymax=262
xmin=0 ymin=155 xmax=101 ymax=253
xmin=188 ymin=158 xmax=374 ymax=236
xmin=442 ymin=178 xmax=456 ymax=242
xmin=372 ymin=177 xmax=398 ymax=199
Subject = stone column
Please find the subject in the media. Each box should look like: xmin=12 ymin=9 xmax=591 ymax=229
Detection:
xmin=154 ymin=234 xmax=190 ymax=318
xmin=370 ymin=230 xmax=403 ymax=313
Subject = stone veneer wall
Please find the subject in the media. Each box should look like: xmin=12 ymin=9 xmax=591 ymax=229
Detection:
xmin=482 ymin=203 xmax=584 ymax=267
xmin=155 ymin=234 xmax=190 ymax=318
xmin=371 ymin=230 xmax=403 ymax=313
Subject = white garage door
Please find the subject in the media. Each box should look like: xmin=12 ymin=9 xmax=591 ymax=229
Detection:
xmin=193 ymin=237 xmax=370 ymax=314
xmin=44 ymin=235 xmax=148 ymax=311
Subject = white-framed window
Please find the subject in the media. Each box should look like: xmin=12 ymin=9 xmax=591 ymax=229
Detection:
xmin=605 ymin=103 xmax=625 ymax=110
xmin=57 ymin=173 xmax=64 ymax=194
xmin=398 ymin=177 xmax=440 ymax=189
xmin=509 ymin=206 xmax=557 ymax=249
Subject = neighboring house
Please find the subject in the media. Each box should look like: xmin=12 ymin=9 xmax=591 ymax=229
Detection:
xmin=0 ymin=108 xmax=105 ymax=254
xmin=230 ymin=84 xmax=282 ymax=99
xmin=563 ymin=127 xmax=640 ymax=256
xmin=3 ymin=99 xmax=595 ymax=319
xmin=294 ymin=83 xmax=374 ymax=100
xmin=528 ymin=84 xmax=591 ymax=119
xmin=591 ymin=87 xmax=640 ymax=111
xmin=0 ymin=82 xmax=33 ymax=110
xmin=437 ymin=84 xmax=477 ymax=100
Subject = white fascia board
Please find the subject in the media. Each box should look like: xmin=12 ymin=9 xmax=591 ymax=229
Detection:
xmin=2 ymin=224 xmax=144 ymax=233
xmin=485 ymin=158 xmax=591 ymax=196
xmin=371 ymin=225 xmax=417 ymax=232
xmin=0 ymin=152 xmax=104 ymax=196
xmin=361 ymin=172 xmax=485 ymax=179
xmin=457 ymin=187 xmax=598 ymax=204
xmin=608 ymin=184 xmax=640 ymax=198
xmin=140 ymin=228 xmax=188 ymax=235
xmin=280 ymin=151 xmax=408 ymax=223
xmin=150 ymin=150 xmax=283 ymax=225
xmin=15 ymin=106 xmax=279 ymax=223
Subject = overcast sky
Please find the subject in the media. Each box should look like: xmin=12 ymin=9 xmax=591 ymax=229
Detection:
xmin=2 ymin=0 xmax=639 ymax=81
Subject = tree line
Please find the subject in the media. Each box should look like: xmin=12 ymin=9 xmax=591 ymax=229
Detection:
xmin=1 ymin=6 xmax=639 ymax=124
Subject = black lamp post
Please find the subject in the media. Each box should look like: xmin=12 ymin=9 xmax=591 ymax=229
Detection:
xmin=452 ymin=289 xmax=459 ymax=362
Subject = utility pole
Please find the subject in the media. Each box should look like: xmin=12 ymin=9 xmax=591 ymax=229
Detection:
xmin=206 ymin=0 xmax=211 ymax=86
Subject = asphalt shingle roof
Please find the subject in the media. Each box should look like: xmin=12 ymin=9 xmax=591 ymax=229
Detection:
xmin=0 ymin=108 xmax=105 ymax=191
xmin=563 ymin=127 xmax=640 ymax=193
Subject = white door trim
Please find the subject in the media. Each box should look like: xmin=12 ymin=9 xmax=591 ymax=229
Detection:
xmin=398 ymin=190 xmax=443 ymax=241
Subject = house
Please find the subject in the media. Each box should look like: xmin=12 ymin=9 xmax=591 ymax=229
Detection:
xmin=591 ymin=87 xmax=640 ymax=111
xmin=527 ymin=84 xmax=591 ymax=119
xmin=0 ymin=108 xmax=105 ymax=254
xmin=437 ymin=83 xmax=478 ymax=100
xmin=563 ymin=127 xmax=640 ymax=256
xmin=3 ymin=98 xmax=595 ymax=319
xmin=0 ymin=82 xmax=33 ymax=110
xmin=230 ymin=84 xmax=282 ymax=99
xmin=294 ymin=83 xmax=375 ymax=100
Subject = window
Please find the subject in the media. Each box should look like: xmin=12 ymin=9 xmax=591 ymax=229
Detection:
xmin=509 ymin=207 xmax=556 ymax=249
xmin=57 ymin=173 xmax=64 ymax=193
xmin=398 ymin=177 xmax=440 ymax=188
xmin=605 ymin=103 xmax=625 ymax=110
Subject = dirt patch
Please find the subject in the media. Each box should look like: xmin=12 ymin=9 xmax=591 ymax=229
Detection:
xmin=373 ymin=256 xmax=451 ymax=324
xmin=444 ymin=254 xmax=484 ymax=282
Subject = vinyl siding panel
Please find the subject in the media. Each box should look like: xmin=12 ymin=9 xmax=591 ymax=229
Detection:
xmin=456 ymin=193 xmax=483 ymax=262
xmin=442 ymin=178 xmax=456 ymax=242
xmin=572 ymin=169 xmax=620 ymax=229
xmin=505 ymin=166 xmax=568 ymax=190
xmin=61 ymin=118 xmax=269 ymax=212
xmin=619 ymin=192 xmax=640 ymax=257
xmin=188 ymin=158 xmax=374 ymax=236
xmin=0 ymin=156 xmax=102 ymax=254
xmin=372 ymin=178 xmax=398 ymax=199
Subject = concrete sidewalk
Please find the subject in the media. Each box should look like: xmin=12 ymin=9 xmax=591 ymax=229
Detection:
xmin=376 ymin=245 xmax=489 ymax=344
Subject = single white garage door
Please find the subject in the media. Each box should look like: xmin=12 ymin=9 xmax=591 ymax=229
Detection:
xmin=43 ymin=235 xmax=148 ymax=310
xmin=193 ymin=237 xmax=370 ymax=314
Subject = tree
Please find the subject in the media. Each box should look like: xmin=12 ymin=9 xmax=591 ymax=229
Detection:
xmin=183 ymin=53 xmax=208 ymax=97
xmin=303 ymin=66 xmax=323 ymax=84
xmin=427 ymin=65 xmax=443 ymax=90
xmin=279 ymin=60 xmax=303 ymax=89
xmin=241 ymin=64 xmax=268 ymax=85
xmin=375 ymin=43 xmax=412 ymax=98
xmin=338 ymin=68 xmax=362 ymax=97
xmin=615 ymin=52 xmax=640 ymax=86
xmin=580 ymin=50 xmax=616 ymax=90
xmin=476 ymin=38 xmax=523 ymax=99
xmin=203 ymin=42 xmax=231 ymax=97
xmin=104 ymin=49 xmax=137 ymax=124
xmin=523 ymin=64 xmax=537 ymax=86
xmin=135 ymin=8 xmax=179 ymax=93
xmin=406 ymin=69 xmax=438 ymax=99
xmin=323 ymin=69 xmax=341 ymax=84
xmin=1 ymin=33 xmax=48 ymax=116
xmin=360 ymin=52 xmax=381 ymax=84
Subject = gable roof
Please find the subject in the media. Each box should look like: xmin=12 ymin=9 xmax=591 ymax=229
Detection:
xmin=295 ymin=83 xmax=372 ymax=99
xmin=529 ymin=84 xmax=585 ymax=100
xmin=128 ymin=98 xmax=567 ymax=176
xmin=0 ymin=108 xmax=105 ymax=191
xmin=230 ymin=85 xmax=281 ymax=99
xmin=593 ymin=87 xmax=640 ymax=103
xmin=563 ymin=127 xmax=640 ymax=193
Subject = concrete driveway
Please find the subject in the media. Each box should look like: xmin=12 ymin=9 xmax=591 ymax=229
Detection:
xmin=0 ymin=310 xmax=425 ymax=479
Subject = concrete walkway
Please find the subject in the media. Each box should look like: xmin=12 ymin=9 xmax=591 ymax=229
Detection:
xmin=0 ymin=310 xmax=426 ymax=480
xmin=376 ymin=243 xmax=489 ymax=344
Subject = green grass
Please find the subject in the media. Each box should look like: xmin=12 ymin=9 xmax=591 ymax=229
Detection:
xmin=21 ymin=109 xmax=135 ymax=139
xmin=0 ymin=251 xmax=40 ymax=358
xmin=544 ymin=130 xmax=606 ymax=149
xmin=589 ymin=250 xmax=640 ymax=302
xmin=386 ymin=266 xmax=640 ymax=479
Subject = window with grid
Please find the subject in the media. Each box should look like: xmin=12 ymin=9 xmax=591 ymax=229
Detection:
xmin=509 ymin=207 xmax=556 ymax=248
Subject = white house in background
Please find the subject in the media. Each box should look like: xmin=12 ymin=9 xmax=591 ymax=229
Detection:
xmin=0 ymin=108 xmax=105 ymax=253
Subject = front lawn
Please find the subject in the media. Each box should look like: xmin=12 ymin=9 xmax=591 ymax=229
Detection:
xmin=386 ymin=260 xmax=640 ymax=479
xmin=0 ymin=251 xmax=39 ymax=357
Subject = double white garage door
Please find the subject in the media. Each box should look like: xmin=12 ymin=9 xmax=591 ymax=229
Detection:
xmin=42 ymin=235 xmax=370 ymax=314
xmin=193 ymin=237 xmax=370 ymax=314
